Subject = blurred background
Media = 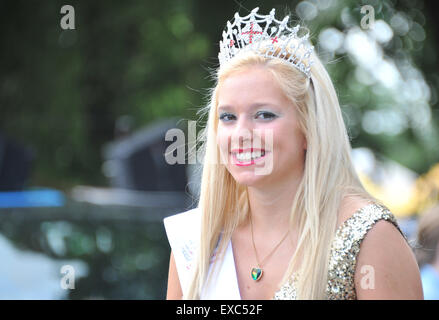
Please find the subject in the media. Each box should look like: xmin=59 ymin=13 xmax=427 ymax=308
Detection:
xmin=0 ymin=0 xmax=438 ymax=299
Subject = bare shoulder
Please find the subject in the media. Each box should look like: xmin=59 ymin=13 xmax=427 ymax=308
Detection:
xmin=354 ymin=214 xmax=424 ymax=299
xmin=334 ymin=196 xmax=423 ymax=299
xmin=337 ymin=196 xmax=373 ymax=229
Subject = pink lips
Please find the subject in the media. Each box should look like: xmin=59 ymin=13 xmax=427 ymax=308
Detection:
xmin=230 ymin=148 xmax=267 ymax=166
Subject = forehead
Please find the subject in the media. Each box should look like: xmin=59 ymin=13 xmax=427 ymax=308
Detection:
xmin=217 ymin=67 xmax=290 ymax=110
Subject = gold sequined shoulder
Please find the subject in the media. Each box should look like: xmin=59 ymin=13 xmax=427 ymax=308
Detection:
xmin=274 ymin=202 xmax=406 ymax=300
xmin=326 ymin=202 xmax=406 ymax=299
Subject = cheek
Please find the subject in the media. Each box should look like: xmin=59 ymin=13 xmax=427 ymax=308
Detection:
xmin=216 ymin=127 xmax=230 ymax=153
xmin=272 ymin=124 xmax=305 ymax=156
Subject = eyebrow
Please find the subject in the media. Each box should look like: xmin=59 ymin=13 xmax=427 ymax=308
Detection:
xmin=218 ymin=102 xmax=277 ymax=112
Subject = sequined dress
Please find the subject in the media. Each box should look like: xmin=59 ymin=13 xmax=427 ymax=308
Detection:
xmin=163 ymin=203 xmax=407 ymax=300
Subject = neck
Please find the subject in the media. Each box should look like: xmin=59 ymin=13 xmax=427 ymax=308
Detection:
xmin=246 ymin=172 xmax=302 ymax=235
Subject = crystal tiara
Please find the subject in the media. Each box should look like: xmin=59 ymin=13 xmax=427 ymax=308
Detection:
xmin=218 ymin=7 xmax=314 ymax=78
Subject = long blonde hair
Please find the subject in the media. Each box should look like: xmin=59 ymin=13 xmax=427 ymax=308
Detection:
xmin=186 ymin=33 xmax=377 ymax=299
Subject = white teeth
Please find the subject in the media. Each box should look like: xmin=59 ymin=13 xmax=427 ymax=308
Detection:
xmin=236 ymin=152 xmax=251 ymax=161
xmin=235 ymin=151 xmax=265 ymax=161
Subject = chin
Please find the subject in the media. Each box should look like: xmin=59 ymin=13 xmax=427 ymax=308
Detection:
xmin=229 ymin=170 xmax=269 ymax=187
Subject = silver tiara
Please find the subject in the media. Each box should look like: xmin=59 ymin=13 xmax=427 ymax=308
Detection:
xmin=218 ymin=7 xmax=314 ymax=78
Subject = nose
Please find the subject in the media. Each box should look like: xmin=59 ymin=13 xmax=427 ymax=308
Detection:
xmin=235 ymin=114 xmax=253 ymax=134
xmin=230 ymin=115 xmax=257 ymax=150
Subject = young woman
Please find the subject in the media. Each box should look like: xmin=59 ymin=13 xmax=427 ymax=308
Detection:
xmin=165 ymin=7 xmax=423 ymax=300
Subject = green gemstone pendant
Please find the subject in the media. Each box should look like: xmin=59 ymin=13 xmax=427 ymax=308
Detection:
xmin=251 ymin=267 xmax=263 ymax=281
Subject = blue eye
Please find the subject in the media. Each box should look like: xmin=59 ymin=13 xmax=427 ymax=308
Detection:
xmin=219 ymin=113 xmax=236 ymax=122
xmin=219 ymin=111 xmax=277 ymax=122
xmin=256 ymin=111 xmax=276 ymax=120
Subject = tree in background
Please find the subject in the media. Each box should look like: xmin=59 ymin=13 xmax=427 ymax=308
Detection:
xmin=0 ymin=0 xmax=437 ymax=208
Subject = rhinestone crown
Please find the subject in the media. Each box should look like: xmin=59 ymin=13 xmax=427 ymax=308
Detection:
xmin=218 ymin=7 xmax=314 ymax=78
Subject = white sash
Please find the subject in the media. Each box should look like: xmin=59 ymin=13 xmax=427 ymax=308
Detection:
xmin=163 ymin=208 xmax=241 ymax=299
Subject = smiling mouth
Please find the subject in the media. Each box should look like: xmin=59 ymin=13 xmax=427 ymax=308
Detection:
xmin=230 ymin=148 xmax=267 ymax=166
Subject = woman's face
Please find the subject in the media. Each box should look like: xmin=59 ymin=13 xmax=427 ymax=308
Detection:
xmin=216 ymin=66 xmax=307 ymax=187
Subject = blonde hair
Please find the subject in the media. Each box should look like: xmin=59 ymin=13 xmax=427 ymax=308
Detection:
xmin=186 ymin=33 xmax=378 ymax=299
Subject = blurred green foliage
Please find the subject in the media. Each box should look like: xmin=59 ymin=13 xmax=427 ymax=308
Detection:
xmin=1 ymin=0 xmax=438 ymax=190
xmin=0 ymin=202 xmax=171 ymax=299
